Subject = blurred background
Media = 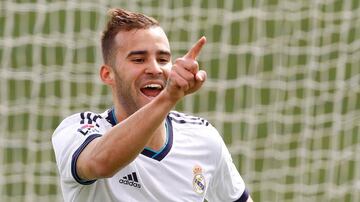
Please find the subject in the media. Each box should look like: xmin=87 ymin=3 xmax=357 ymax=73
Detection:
xmin=1 ymin=0 xmax=359 ymax=201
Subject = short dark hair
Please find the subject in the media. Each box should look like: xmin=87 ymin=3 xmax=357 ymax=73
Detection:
xmin=101 ymin=8 xmax=160 ymax=65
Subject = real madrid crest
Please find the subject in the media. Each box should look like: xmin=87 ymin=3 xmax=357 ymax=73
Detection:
xmin=192 ymin=165 xmax=206 ymax=194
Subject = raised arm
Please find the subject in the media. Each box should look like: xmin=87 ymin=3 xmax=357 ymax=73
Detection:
xmin=76 ymin=37 xmax=207 ymax=180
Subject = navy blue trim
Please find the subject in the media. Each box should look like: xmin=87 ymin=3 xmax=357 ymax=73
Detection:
xmin=111 ymin=107 xmax=119 ymax=124
xmin=71 ymin=134 xmax=102 ymax=185
xmin=143 ymin=120 xmax=170 ymax=157
xmin=153 ymin=116 xmax=173 ymax=161
xmin=141 ymin=148 xmax=156 ymax=157
xmin=140 ymin=116 xmax=173 ymax=161
xmin=234 ymin=189 xmax=249 ymax=202
xmin=104 ymin=107 xmax=173 ymax=162
xmin=106 ymin=107 xmax=117 ymax=126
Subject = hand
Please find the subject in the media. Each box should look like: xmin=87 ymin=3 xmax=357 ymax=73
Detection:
xmin=165 ymin=36 xmax=207 ymax=102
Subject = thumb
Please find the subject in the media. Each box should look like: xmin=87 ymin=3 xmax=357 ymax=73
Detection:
xmin=195 ymin=70 xmax=207 ymax=82
xmin=184 ymin=70 xmax=207 ymax=95
xmin=191 ymin=70 xmax=207 ymax=93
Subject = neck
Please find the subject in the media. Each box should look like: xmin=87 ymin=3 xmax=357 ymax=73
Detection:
xmin=145 ymin=120 xmax=167 ymax=151
xmin=112 ymin=105 xmax=167 ymax=151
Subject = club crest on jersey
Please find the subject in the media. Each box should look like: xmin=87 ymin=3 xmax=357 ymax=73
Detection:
xmin=77 ymin=124 xmax=99 ymax=136
xmin=192 ymin=165 xmax=206 ymax=194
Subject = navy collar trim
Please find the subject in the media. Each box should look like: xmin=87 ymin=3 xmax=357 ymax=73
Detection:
xmin=141 ymin=116 xmax=173 ymax=161
xmin=106 ymin=107 xmax=117 ymax=126
xmin=106 ymin=107 xmax=173 ymax=161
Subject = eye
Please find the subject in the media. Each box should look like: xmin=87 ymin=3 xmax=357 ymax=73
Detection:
xmin=131 ymin=58 xmax=145 ymax=63
xmin=158 ymin=57 xmax=170 ymax=64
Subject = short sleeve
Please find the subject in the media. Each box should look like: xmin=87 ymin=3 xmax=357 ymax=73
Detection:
xmin=205 ymin=136 xmax=249 ymax=202
xmin=51 ymin=112 xmax=105 ymax=186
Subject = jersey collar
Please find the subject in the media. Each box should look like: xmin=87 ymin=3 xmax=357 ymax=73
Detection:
xmin=106 ymin=107 xmax=173 ymax=161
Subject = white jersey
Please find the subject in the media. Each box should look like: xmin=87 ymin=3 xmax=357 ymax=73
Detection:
xmin=52 ymin=108 xmax=249 ymax=202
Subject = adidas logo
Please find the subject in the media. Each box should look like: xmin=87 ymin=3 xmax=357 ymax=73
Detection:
xmin=119 ymin=172 xmax=141 ymax=188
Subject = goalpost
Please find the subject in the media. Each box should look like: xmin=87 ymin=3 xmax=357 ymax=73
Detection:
xmin=1 ymin=0 xmax=359 ymax=201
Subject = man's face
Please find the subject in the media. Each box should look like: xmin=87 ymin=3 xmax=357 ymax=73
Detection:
xmin=111 ymin=26 xmax=172 ymax=116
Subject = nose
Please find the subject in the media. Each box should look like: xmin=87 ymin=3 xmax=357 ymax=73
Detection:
xmin=145 ymin=59 xmax=163 ymax=75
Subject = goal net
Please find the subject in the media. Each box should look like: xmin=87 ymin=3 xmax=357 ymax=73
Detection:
xmin=1 ymin=0 xmax=359 ymax=201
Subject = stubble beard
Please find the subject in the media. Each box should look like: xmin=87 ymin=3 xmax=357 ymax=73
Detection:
xmin=113 ymin=72 xmax=141 ymax=118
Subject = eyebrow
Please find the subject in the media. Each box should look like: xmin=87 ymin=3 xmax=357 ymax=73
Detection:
xmin=127 ymin=50 xmax=147 ymax=57
xmin=158 ymin=50 xmax=171 ymax=57
xmin=126 ymin=50 xmax=171 ymax=58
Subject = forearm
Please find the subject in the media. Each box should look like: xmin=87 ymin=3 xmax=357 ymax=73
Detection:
xmin=78 ymin=92 xmax=175 ymax=179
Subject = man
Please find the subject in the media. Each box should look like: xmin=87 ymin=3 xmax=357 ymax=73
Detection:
xmin=52 ymin=8 xmax=253 ymax=202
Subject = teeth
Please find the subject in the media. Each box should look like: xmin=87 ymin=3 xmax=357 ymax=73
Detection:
xmin=144 ymin=84 xmax=162 ymax=89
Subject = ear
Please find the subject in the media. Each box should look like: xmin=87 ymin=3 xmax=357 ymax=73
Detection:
xmin=100 ymin=64 xmax=115 ymax=85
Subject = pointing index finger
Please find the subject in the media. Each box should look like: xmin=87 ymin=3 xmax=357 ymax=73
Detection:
xmin=184 ymin=36 xmax=206 ymax=60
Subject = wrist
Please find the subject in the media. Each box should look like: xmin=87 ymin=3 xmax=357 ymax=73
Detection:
xmin=155 ymin=90 xmax=179 ymax=109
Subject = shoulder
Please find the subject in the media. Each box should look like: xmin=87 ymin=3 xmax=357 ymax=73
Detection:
xmin=53 ymin=110 xmax=111 ymax=139
xmin=52 ymin=110 xmax=108 ymax=159
xmin=168 ymin=110 xmax=224 ymax=146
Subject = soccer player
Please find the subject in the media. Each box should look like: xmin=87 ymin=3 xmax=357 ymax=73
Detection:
xmin=52 ymin=8 xmax=253 ymax=202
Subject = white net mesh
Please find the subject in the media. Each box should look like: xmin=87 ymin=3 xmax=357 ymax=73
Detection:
xmin=1 ymin=0 xmax=359 ymax=201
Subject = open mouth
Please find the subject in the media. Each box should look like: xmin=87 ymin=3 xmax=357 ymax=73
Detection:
xmin=140 ymin=83 xmax=164 ymax=98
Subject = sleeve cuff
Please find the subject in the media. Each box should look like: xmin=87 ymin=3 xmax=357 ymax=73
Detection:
xmin=234 ymin=188 xmax=249 ymax=202
xmin=71 ymin=134 xmax=102 ymax=185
